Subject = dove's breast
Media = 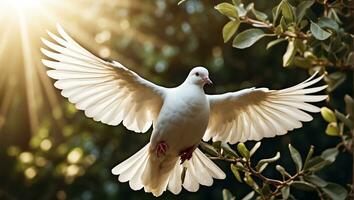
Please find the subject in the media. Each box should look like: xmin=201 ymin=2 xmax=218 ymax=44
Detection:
xmin=150 ymin=86 xmax=210 ymax=156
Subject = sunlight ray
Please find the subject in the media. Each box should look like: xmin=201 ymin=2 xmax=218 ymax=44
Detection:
xmin=17 ymin=7 xmax=40 ymax=135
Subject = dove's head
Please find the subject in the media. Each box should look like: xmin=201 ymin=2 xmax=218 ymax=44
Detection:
xmin=186 ymin=66 xmax=212 ymax=87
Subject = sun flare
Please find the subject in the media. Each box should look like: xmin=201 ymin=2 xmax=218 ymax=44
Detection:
xmin=0 ymin=0 xmax=117 ymax=134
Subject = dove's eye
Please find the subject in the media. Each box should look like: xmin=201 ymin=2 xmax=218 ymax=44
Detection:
xmin=195 ymin=72 xmax=199 ymax=76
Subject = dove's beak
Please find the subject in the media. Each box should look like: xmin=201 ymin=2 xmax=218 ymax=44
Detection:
xmin=202 ymin=76 xmax=213 ymax=85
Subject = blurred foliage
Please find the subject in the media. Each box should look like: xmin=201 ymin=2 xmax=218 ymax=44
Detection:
xmin=0 ymin=0 xmax=353 ymax=199
xmin=211 ymin=0 xmax=353 ymax=199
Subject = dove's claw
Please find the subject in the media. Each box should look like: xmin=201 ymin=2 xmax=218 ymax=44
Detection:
xmin=156 ymin=142 xmax=168 ymax=157
xmin=179 ymin=146 xmax=195 ymax=164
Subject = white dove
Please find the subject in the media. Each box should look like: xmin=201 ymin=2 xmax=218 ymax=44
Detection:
xmin=42 ymin=25 xmax=328 ymax=197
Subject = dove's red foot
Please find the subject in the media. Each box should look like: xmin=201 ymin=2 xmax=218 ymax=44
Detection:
xmin=156 ymin=142 xmax=168 ymax=157
xmin=179 ymin=146 xmax=195 ymax=164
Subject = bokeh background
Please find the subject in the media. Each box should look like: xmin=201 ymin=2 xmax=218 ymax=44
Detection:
xmin=0 ymin=0 xmax=352 ymax=199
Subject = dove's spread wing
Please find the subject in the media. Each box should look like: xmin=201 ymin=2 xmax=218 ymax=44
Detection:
xmin=204 ymin=73 xmax=327 ymax=144
xmin=42 ymin=25 xmax=166 ymax=133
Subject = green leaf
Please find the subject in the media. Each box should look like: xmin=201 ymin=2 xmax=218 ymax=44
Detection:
xmin=325 ymin=72 xmax=347 ymax=92
xmin=321 ymin=147 xmax=338 ymax=163
xmin=305 ymin=157 xmax=330 ymax=172
xmin=321 ymin=107 xmax=337 ymax=123
xmin=306 ymin=175 xmax=328 ymax=187
xmin=266 ymin=38 xmax=286 ymax=50
xmin=241 ymin=191 xmax=255 ymax=200
xmin=326 ymin=122 xmax=340 ymax=136
xmin=288 ymin=144 xmax=302 ymax=171
xmin=283 ymin=40 xmax=296 ymax=67
xmin=251 ymin=7 xmax=268 ymax=21
xmin=322 ymin=183 xmax=348 ymax=200
xmin=249 ymin=142 xmax=261 ymax=156
xmin=318 ymin=17 xmax=339 ymax=31
xmin=222 ymin=20 xmax=240 ymax=43
xmin=244 ymin=173 xmax=256 ymax=188
xmin=221 ymin=142 xmax=239 ymax=157
xmin=296 ymin=0 xmax=314 ymax=23
xmin=293 ymin=57 xmax=312 ymax=69
xmin=232 ymin=0 xmax=241 ymax=6
xmin=280 ymin=0 xmax=295 ymax=23
xmin=344 ymin=95 xmax=354 ymax=117
xmin=261 ymin=184 xmax=272 ymax=196
xmin=215 ymin=3 xmax=238 ymax=19
xmin=276 ymin=165 xmax=291 ymax=178
xmin=291 ymin=181 xmax=316 ymax=191
xmin=237 ymin=143 xmax=250 ymax=159
xmin=345 ymin=52 xmax=354 ymax=67
xmin=281 ymin=186 xmax=290 ymax=199
xmin=222 ymin=189 xmax=235 ymax=200
xmin=200 ymin=142 xmax=219 ymax=156
xmin=233 ymin=29 xmax=266 ymax=49
xmin=235 ymin=4 xmax=247 ymax=17
xmin=310 ymin=21 xmax=331 ymax=40
xmin=231 ymin=164 xmax=242 ymax=182
xmin=256 ymin=152 xmax=281 ymax=172
xmin=335 ymin=110 xmax=352 ymax=129
xmin=303 ymin=145 xmax=314 ymax=169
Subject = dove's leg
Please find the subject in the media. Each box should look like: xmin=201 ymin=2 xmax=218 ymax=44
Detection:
xmin=179 ymin=145 xmax=197 ymax=164
xmin=156 ymin=141 xmax=168 ymax=157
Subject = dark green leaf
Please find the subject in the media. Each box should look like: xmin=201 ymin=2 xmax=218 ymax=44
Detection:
xmin=303 ymin=145 xmax=314 ymax=169
xmin=322 ymin=183 xmax=348 ymax=200
xmin=200 ymin=142 xmax=219 ymax=156
xmin=283 ymin=40 xmax=296 ymax=67
xmin=291 ymin=181 xmax=316 ymax=191
xmin=222 ymin=189 xmax=235 ymax=200
xmin=321 ymin=147 xmax=338 ymax=163
xmin=221 ymin=142 xmax=239 ymax=157
xmin=251 ymin=7 xmax=268 ymax=21
xmin=318 ymin=17 xmax=339 ymax=31
xmin=324 ymin=72 xmax=346 ymax=92
xmin=266 ymin=38 xmax=286 ymax=50
xmin=345 ymin=52 xmax=354 ymax=67
xmin=215 ymin=3 xmax=238 ymax=19
xmin=281 ymin=186 xmax=290 ymax=199
xmin=222 ymin=20 xmax=240 ymax=43
xmin=280 ymin=0 xmax=295 ymax=23
xmin=310 ymin=21 xmax=331 ymax=40
xmin=233 ymin=29 xmax=266 ymax=49
xmin=276 ymin=165 xmax=291 ymax=178
xmin=344 ymin=95 xmax=354 ymax=117
xmin=296 ymin=0 xmax=314 ymax=23
xmin=288 ymin=144 xmax=302 ymax=171
xmin=293 ymin=57 xmax=312 ymax=69
xmin=305 ymin=156 xmax=330 ymax=171
xmin=261 ymin=184 xmax=271 ymax=196
xmin=231 ymin=164 xmax=242 ymax=182
xmin=306 ymin=175 xmax=328 ymax=187
xmin=335 ymin=110 xmax=352 ymax=129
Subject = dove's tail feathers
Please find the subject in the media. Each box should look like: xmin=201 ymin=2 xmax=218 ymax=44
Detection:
xmin=182 ymin=148 xmax=226 ymax=192
xmin=111 ymin=144 xmax=149 ymax=191
xmin=112 ymin=145 xmax=226 ymax=197
xmin=142 ymin=150 xmax=179 ymax=196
